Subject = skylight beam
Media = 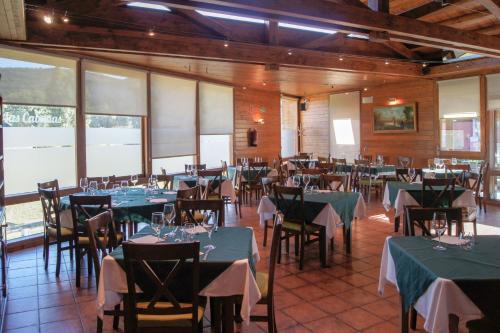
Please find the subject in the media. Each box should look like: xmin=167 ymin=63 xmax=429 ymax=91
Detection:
xmin=127 ymin=2 xmax=171 ymax=12
xmin=195 ymin=10 xmax=265 ymax=24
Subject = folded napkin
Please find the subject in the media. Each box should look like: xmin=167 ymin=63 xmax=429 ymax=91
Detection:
xmin=130 ymin=235 xmax=159 ymax=244
xmin=163 ymin=191 xmax=177 ymax=195
xmin=148 ymin=198 xmax=170 ymax=204
xmin=438 ymin=235 xmax=468 ymax=246
xmin=315 ymin=189 xmax=333 ymax=193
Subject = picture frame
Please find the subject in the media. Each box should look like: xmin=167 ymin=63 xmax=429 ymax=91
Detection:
xmin=373 ymin=103 xmax=417 ymax=133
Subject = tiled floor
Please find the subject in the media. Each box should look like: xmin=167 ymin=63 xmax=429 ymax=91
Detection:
xmin=5 ymin=199 xmax=499 ymax=333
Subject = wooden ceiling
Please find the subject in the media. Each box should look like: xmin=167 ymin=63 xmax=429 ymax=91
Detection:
xmin=1 ymin=0 xmax=499 ymax=95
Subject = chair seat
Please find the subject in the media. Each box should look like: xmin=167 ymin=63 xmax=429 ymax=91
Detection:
xmin=47 ymin=226 xmax=73 ymax=239
xmin=136 ymin=302 xmax=204 ymax=328
xmin=466 ymin=318 xmax=500 ymax=333
xmin=116 ymin=232 xmax=124 ymax=243
xmin=282 ymin=221 xmax=321 ymax=234
xmin=78 ymin=235 xmax=106 ymax=246
xmin=256 ymin=272 xmax=269 ymax=303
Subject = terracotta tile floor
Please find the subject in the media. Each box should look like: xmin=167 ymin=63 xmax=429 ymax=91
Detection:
xmin=5 ymin=200 xmax=500 ymax=333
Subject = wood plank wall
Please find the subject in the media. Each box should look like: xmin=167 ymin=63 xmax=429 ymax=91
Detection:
xmin=360 ymin=79 xmax=438 ymax=167
xmin=234 ymin=88 xmax=281 ymax=163
xmin=300 ymin=94 xmax=330 ymax=157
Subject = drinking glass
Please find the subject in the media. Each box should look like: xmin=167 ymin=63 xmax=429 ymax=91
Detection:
xmin=88 ymin=181 xmax=98 ymax=195
xmin=112 ymin=183 xmax=121 ymax=194
xmin=432 ymin=212 xmax=448 ymax=251
xmin=184 ymin=223 xmax=195 ymax=241
xmin=408 ymin=168 xmax=416 ymax=182
xmin=151 ymin=212 xmax=165 ymax=242
xmin=434 ymin=158 xmax=440 ymax=169
xmin=120 ymin=180 xmax=129 ymax=195
xmin=131 ymin=174 xmax=139 ymax=187
xmin=80 ymin=177 xmax=88 ymax=193
xmin=102 ymin=176 xmax=110 ymax=190
xmin=459 ymin=231 xmax=475 ymax=251
xmin=187 ymin=165 xmax=192 ymax=176
xmin=293 ymin=175 xmax=301 ymax=187
xmin=202 ymin=212 xmax=216 ymax=251
xmin=150 ymin=174 xmax=158 ymax=187
xmin=303 ymin=174 xmax=311 ymax=192
xmin=452 ymin=158 xmax=458 ymax=165
xmin=163 ymin=203 xmax=177 ymax=238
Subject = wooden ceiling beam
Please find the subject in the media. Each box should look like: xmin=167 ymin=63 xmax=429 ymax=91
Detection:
xmin=16 ymin=22 xmax=423 ymax=77
xmin=476 ymin=0 xmax=500 ymax=19
xmin=399 ymin=0 xmax=457 ymax=19
xmin=427 ymin=57 xmax=500 ymax=77
xmin=265 ymin=19 xmax=279 ymax=45
xmin=301 ymin=32 xmax=344 ymax=49
xmin=153 ymin=0 xmax=500 ymax=56
xmin=174 ymin=8 xmax=235 ymax=39
xmin=474 ymin=23 xmax=500 ymax=35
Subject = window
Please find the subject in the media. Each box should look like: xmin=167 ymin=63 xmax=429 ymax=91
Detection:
xmin=83 ymin=61 xmax=147 ymax=176
xmin=85 ymin=115 xmax=142 ymax=177
xmin=152 ymin=156 xmax=196 ymax=175
xmin=329 ymin=92 xmax=360 ymax=162
xmin=281 ymin=97 xmax=298 ymax=158
xmin=438 ymin=77 xmax=481 ymax=152
xmin=199 ymin=83 xmax=234 ymax=167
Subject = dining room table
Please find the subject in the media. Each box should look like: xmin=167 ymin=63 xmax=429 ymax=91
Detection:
xmin=227 ymin=166 xmax=278 ymax=182
xmin=97 ymin=225 xmax=260 ymax=333
xmin=257 ymin=189 xmax=366 ymax=254
xmin=173 ymin=175 xmax=236 ymax=202
xmin=336 ymin=163 xmax=397 ymax=176
xmin=379 ymin=235 xmax=500 ymax=333
xmin=286 ymin=159 xmax=319 ymax=170
xmin=421 ymin=168 xmax=468 ymax=179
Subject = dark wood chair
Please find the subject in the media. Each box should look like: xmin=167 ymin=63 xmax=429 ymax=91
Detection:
xmin=301 ymin=168 xmax=322 ymax=175
xmin=355 ymin=160 xmax=383 ymax=201
xmin=261 ymin=177 xmax=278 ymax=247
xmin=157 ymin=174 xmax=174 ymax=190
xmin=478 ymin=161 xmax=489 ymax=213
xmin=421 ymin=178 xmax=455 ymax=208
xmin=273 ymin=185 xmax=326 ymax=270
xmin=467 ymin=318 xmax=500 ymax=333
xmin=122 ymin=241 xmax=204 ymax=333
xmin=221 ymin=160 xmax=229 ymax=178
xmin=463 ymin=172 xmax=481 ymax=235
xmin=320 ymin=174 xmax=347 ymax=191
xmin=250 ymin=212 xmax=282 ymax=333
xmin=185 ymin=164 xmax=206 ymax=174
xmin=86 ymin=210 xmax=122 ymax=333
xmin=197 ymin=169 xmax=223 ymax=199
xmin=360 ymin=155 xmax=372 ymax=162
xmin=176 ymin=185 xmax=201 ymax=200
xmin=232 ymin=166 xmax=243 ymax=217
xmin=246 ymin=161 xmax=269 ymax=203
xmin=397 ymin=156 xmax=413 ymax=168
xmin=396 ymin=168 xmax=422 ymax=183
xmin=175 ymin=199 xmax=225 ymax=227
xmin=445 ymin=164 xmax=469 ymax=186
xmin=38 ymin=181 xmax=74 ymax=277
xmin=69 ymin=194 xmax=123 ymax=287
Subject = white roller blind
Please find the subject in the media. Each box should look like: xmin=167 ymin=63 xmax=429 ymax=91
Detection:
xmin=281 ymin=97 xmax=298 ymax=158
xmin=83 ymin=61 xmax=147 ymax=116
xmin=151 ymin=74 xmax=197 ymax=158
xmin=330 ymin=91 xmax=360 ymax=163
xmin=438 ymin=76 xmax=480 ymax=118
xmin=487 ymin=73 xmax=500 ymax=110
xmin=0 ymin=47 xmax=76 ymax=106
xmin=199 ymin=82 xmax=234 ymax=135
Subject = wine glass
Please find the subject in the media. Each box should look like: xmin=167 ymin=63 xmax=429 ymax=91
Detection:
xmin=131 ymin=174 xmax=138 ymax=187
xmin=163 ymin=203 xmax=177 ymax=238
xmin=452 ymin=158 xmax=458 ymax=165
xmin=202 ymin=212 xmax=216 ymax=254
xmin=102 ymin=176 xmax=109 ymax=190
xmin=303 ymin=174 xmax=311 ymax=192
xmin=120 ymin=180 xmax=129 ymax=195
xmin=401 ymin=159 xmax=409 ymax=168
xmin=80 ymin=177 xmax=88 ymax=193
xmin=434 ymin=158 xmax=440 ymax=170
xmin=293 ymin=175 xmax=300 ymax=188
xmin=112 ymin=183 xmax=121 ymax=194
xmin=432 ymin=212 xmax=448 ymax=251
xmin=151 ymin=212 xmax=165 ymax=242
xmin=89 ymin=181 xmax=98 ymax=195
xmin=408 ymin=168 xmax=416 ymax=182
xmin=184 ymin=223 xmax=195 ymax=241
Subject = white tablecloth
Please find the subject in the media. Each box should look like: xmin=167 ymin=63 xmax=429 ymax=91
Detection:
xmin=179 ymin=179 xmax=236 ymax=203
xmin=97 ymin=228 xmax=261 ymax=323
xmin=382 ymin=184 xmax=476 ymax=217
xmin=378 ymin=236 xmax=482 ymax=333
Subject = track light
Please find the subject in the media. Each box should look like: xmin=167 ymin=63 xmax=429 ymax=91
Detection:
xmin=223 ymin=40 xmax=229 ymax=47
xmin=43 ymin=12 xmax=54 ymax=24
xmin=148 ymin=28 xmax=155 ymax=36
xmin=62 ymin=11 xmax=69 ymax=23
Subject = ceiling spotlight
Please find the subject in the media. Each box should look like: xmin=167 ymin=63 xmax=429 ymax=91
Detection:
xmin=384 ymin=60 xmax=390 ymax=65
xmin=148 ymin=28 xmax=155 ymax=36
xmin=43 ymin=13 xmax=54 ymax=24
xmin=287 ymin=50 xmax=293 ymax=56
xmin=223 ymin=40 xmax=229 ymax=47
xmin=339 ymin=57 xmax=344 ymax=61
xmin=242 ymin=86 xmax=247 ymax=90
xmin=422 ymin=63 xmax=427 ymax=68
xmin=62 ymin=11 xmax=69 ymax=23
xmin=363 ymin=87 xmax=368 ymax=91
xmin=262 ymin=82 xmax=267 ymax=86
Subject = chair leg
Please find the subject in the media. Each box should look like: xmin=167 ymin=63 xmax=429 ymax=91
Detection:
xmin=263 ymin=220 xmax=268 ymax=247
xmin=44 ymin=236 xmax=49 ymax=270
xmin=238 ymin=200 xmax=242 ymax=218
xmin=112 ymin=304 xmax=120 ymax=329
xmin=97 ymin=317 xmax=103 ymax=333
xmin=285 ymin=232 xmax=290 ymax=254
xmin=473 ymin=220 xmax=477 ymax=236
xmin=294 ymin=234 xmax=299 ymax=256
xmin=299 ymin=230 xmax=305 ymax=270
xmin=277 ymin=237 xmax=282 ymax=264
xmin=410 ymin=307 xmax=417 ymax=330
xmin=55 ymin=241 xmax=62 ymax=277
xmin=75 ymin=247 xmax=81 ymax=288
xmin=68 ymin=240 xmax=74 ymax=261
xmin=401 ymin=296 xmax=409 ymax=333
xmin=267 ymin=302 xmax=275 ymax=333
xmin=87 ymin=249 xmax=93 ymax=277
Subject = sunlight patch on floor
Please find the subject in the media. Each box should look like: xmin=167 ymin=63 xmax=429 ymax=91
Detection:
xmin=368 ymin=213 xmax=391 ymax=224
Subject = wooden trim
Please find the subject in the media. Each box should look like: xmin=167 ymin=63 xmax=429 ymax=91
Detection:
xmin=480 ymin=74 xmax=487 ymax=160
xmin=75 ymin=58 xmax=86 ymax=181
xmin=297 ymin=98 xmax=301 ymax=153
xmin=7 ymin=235 xmax=44 ymax=253
xmin=145 ymin=72 xmax=152 ymax=175
xmin=195 ymin=81 xmax=201 ymax=164
xmin=232 ymin=88 xmax=236 ymax=165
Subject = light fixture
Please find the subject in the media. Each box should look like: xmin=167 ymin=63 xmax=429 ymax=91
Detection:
xmin=43 ymin=12 xmax=54 ymax=24
xmin=422 ymin=63 xmax=427 ymax=68
xmin=388 ymin=98 xmax=399 ymax=105
xmin=287 ymin=50 xmax=293 ymax=55
xmin=242 ymin=86 xmax=247 ymax=90
xmin=384 ymin=60 xmax=390 ymax=65
xmin=278 ymin=22 xmax=337 ymax=34
xmin=255 ymin=118 xmax=265 ymax=125
xmin=127 ymin=2 xmax=171 ymax=11
xmin=363 ymin=87 xmax=368 ymax=91
xmin=262 ymin=82 xmax=267 ymax=86
xmin=62 ymin=11 xmax=69 ymax=23
xmin=347 ymin=33 xmax=368 ymax=40
xmin=339 ymin=57 xmax=344 ymax=61
xmin=195 ymin=10 xmax=265 ymax=24
xmin=148 ymin=28 xmax=155 ymax=36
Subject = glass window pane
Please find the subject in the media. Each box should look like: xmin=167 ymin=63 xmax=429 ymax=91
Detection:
xmin=440 ymin=118 xmax=480 ymax=152
xmin=200 ymin=135 xmax=232 ymax=169
xmin=6 ymin=201 xmax=44 ymax=240
xmin=86 ymin=115 xmax=142 ymax=177
xmin=3 ymin=104 xmax=76 ymax=195
xmin=152 ymin=156 xmax=195 ymax=174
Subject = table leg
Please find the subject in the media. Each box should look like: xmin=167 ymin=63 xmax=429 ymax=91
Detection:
xmin=344 ymin=226 xmax=351 ymax=254
xmin=222 ymin=297 xmax=234 ymax=333
xmin=400 ymin=295 xmax=409 ymax=333
xmin=449 ymin=314 xmax=459 ymax=333
xmin=319 ymin=227 xmax=327 ymax=267
xmin=395 ymin=216 xmax=400 ymax=233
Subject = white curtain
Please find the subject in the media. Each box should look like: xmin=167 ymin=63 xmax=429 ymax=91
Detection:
xmin=83 ymin=61 xmax=147 ymax=116
xmin=438 ymin=76 xmax=480 ymax=118
xmin=199 ymin=82 xmax=234 ymax=135
xmin=150 ymin=74 xmax=197 ymax=158
xmin=329 ymin=91 xmax=360 ymax=163
xmin=281 ymin=97 xmax=298 ymax=158
xmin=487 ymin=73 xmax=500 ymax=110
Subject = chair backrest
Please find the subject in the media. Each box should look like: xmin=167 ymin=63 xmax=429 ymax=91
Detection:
xmin=427 ymin=158 xmax=436 ymax=169
xmin=175 ymin=199 xmax=225 ymax=226
xmin=332 ymin=158 xmax=347 ymax=166
xmin=360 ymin=155 xmax=372 ymax=162
xmin=397 ymin=156 xmax=413 ymax=168
xmin=266 ymin=212 xmax=283 ymax=303
xmin=404 ymin=206 xmax=462 ymax=236
xmin=301 ymin=168 xmax=322 ymax=175
xmin=272 ymin=185 xmax=304 ymax=223
xmin=122 ymin=241 xmax=200 ymax=333
xmin=176 ymin=185 xmax=201 ymax=200
xmin=464 ymin=172 xmax=481 ymax=194
xmin=261 ymin=177 xmax=275 ymax=196
xmin=297 ymin=152 xmax=310 ymax=159
xmin=157 ymin=174 xmax=174 ymax=190
xmin=197 ymin=169 xmax=223 ymax=199
xmin=445 ymin=164 xmax=469 ymax=185
xmin=421 ymin=178 xmax=455 ymax=208
xmin=233 ymin=166 xmax=243 ymax=191
xmin=320 ymin=174 xmax=346 ymax=191
xmin=69 ymin=195 xmax=115 ymax=243
xmin=87 ymin=176 xmax=116 ymax=189
xmin=248 ymin=162 xmax=269 ymax=183
xmin=396 ymin=168 xmax=411 ymax=182
xmin=38 ymin=186 xmax=62 ymax=235
xmin=319 ymin=162 xmax=336 ymax=173
xmin=317 ymin=156 xmax=329 ymax=163
xmin=184 ymin=164 xmax=206 ymax=174
xmin=38 ymin=179 xmax=60 ymax=197
xmin=86 ymin=209 xmax=114 ymax=285
xmin=354 ymin=159 xmax=370 ymax=166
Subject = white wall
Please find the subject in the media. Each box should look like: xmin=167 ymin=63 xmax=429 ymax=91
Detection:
xmin=329 ymin=92 xmax=360 ymax=163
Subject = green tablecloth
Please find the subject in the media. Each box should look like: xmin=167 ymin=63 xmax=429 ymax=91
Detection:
xmin=386 ymin=181 xmax=466 ymax=207
xmin=60 ymin=189 xmax=177 ymax=225
xmin=109 ymin=226 xmax=256 ymax=301
xmin=227 ymin=166 xmax=271 ymax=182
xmin=289 ymin=159 xmax=318 ymax=168
xmin=271 ymin=191 xmax=361 ymax=229
xmin=336 ymin=164 xmax=396 ymax=175
xmin=173 ymin=175 xmax=227 ymax=189
xmin=389 ymin=236 xmax=500 ymax=317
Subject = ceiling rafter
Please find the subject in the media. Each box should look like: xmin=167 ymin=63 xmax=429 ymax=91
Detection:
xmin=476 ymin=0 xmax=500 ymax=19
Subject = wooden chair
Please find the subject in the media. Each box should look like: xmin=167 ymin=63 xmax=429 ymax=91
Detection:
xmin=122 ymin=241 xmax=204 ymax=333
xmin=87 ymin=175 xmax=116 ymax=190
xmin=478 ymin=161 xmax=489 ymax=213
xmin=319 ymin=162 xmax=336 ymax=174
xmin=175 ymin=199 xmax=225 ymax=227
xmin=445 ymin=164 xmax=470 ymax=186
xmin=246 ymin=161 xmax=269 ymax=203
xmin=176 ymin=185 xmax=201 ymax=200
xmin=157 ymin=174 xmax=174 ymax=190
xmin=397 ymin=156 xmax=413 ymax=168
xmin=86 ymin=210 xmax=122 ymax=333
xmin=355 ymin=161 xmax=383 ymax=202
xmin=273 ymin=185 xmax=326 ymax=270
xmin=250 ymin=212 xmax=282 ymax=333
xmin=232 ymin=166 xmax=243 ymax=217
xmin=185 ymin=164 xmax=206 ymax=174
xmin=197 ymin=169 xmax=223 ymax=199
xmin=261 ymin=177 xmax=277 ymax=247
xmin=463 ymin=172 xmax=481 ymax=235
xmin=360 ymin=155 xmax=372 ymax=162
xmin=396 ymin=168 xmax=422 ymax=183
xmin=301 ymin=168 xmax=322 ymax=175
xmin=69 ymin=194 xmax=123 ymax=287
xmin=38 ymin=182 xmax=74 ymax=277
xmin=421 ymin=178 xmax=455 ymax=208
xmin=317 ymin=156 xmax=329 ymax=164
xmin=332 ymin=158 xmax=347 ymax=175
xmin=320 ymin=174 xmax=346 ymax=191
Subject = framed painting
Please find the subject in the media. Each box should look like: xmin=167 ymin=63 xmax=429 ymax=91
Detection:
xmin=373 ymin=103 xmax=417 ymax=133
